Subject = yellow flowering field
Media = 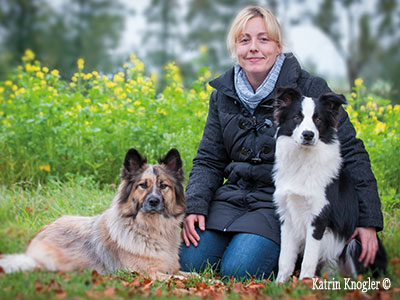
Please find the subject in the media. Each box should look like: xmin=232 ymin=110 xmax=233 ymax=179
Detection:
xmin=346 ymin=78 xmax=400 ymax=209
xmin=0 ymin=50 xmax=212 ymax=185
xmin=0 ymin=51 xmax=398 ymax=209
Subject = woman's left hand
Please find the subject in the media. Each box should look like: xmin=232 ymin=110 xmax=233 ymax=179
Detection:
xmin=347 ymin=227 xmax=378 ymax=267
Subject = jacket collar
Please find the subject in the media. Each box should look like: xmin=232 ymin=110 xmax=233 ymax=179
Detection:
xmin=209 ymin=53 xmax=301 ymax=100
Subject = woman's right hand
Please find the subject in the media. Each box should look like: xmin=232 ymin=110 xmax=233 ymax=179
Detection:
xmin=181 ymin=214 xmax=205 ymax=247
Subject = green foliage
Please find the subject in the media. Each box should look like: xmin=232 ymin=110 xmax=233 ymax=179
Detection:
xmin=0 ymin=0 xmax=127 ymax=80
xmin=0 ymin=51 xmax=212 ymax=186
xmin=346 ymin=78 xmax=400 ymax=209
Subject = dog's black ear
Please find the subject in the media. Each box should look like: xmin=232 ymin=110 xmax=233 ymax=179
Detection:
xmin=158 ymin=148 xmax=183 ymax=180
xmin=123 ymin=148 xmax=147 ymax=175
xmin=274 ymin=87 xmax=302 ymax=109
xmin=319 ymin=92 xmax=347 ymax=115
xmin=273 ymin=87 xmax=302 ymax=125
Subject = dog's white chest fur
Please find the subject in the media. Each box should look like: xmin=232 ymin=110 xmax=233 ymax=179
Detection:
xmin=273 ymin=136 xmax=342 ymax=233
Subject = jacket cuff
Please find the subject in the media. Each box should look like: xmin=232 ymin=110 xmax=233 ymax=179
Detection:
xmin=185 ymin=206 xmax=209 ymax=217
xmin=357 ymin=218 xmax=383 ymax=232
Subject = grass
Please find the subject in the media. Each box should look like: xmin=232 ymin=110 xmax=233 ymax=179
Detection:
xmin=0 ymin=179 xmax=399 ymax=299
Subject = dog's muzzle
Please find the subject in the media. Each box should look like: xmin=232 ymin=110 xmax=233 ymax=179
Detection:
xmin=142 ymin=195 xmax=164 ymax=213
xmin=301 ymin=130 xmax=316 ymax=145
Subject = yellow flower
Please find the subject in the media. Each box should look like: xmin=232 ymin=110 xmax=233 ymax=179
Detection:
xmin=114 ymin=87 xmax=123 ymax=95
xmin=127 ymin=107 xmax=134 ymax=113
xmin=25 ymin=64 xmax=32 ymax=72
xmin=351 ymin=92 xmax=357 ymax=98
xmin=72 ymin=76 xmax=78 ymax=82
xmin=141 ymin=85 xmax=149 ymax=93
xmin=39 ymin=164 xmax=51 ymax=172
xmin=77 ymin=58 xmax=85 ymax=70
xmin=12 ymin=85 xmax=18 ymax=92
xmin=70 ymin=82 xmax=76 ymax=88
xmin=354 ymin=78 xmax=363 ymax=87
xmin=199 ymin=45 xmax=208 ymax=54
xmin=134 ymin=100 xmax=141 ymax=106
xmin=36 ymin=71 xmax=44 ymax=79
xmin=106 ymin=81 xmax=116 ymax=89
xmin=0 ymin=87 xmax=4 ymax=93
xmin=22 ymin=49 xmax=35 ymax=61
xmin=113 ymin=74 xmax=124 ymax=82
xmin=84 ymin=73 xmax=93 ymax=80
xmin=5 ymin=80 xmax=12 ymax=86
xmin=84 ymin=98 xmax=91 ymax=103
xmin=42 ymin=67 xmax=49 ymax=73
xmin=76 ymin=104 xmax=82 ymax=110
xmin=129 ymin=54 xmax=137 ymax=62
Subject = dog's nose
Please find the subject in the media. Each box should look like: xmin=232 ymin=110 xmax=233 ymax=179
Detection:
xmin=148 ymin=197 xmax=160 ymax=207
xmin=302 ymin=131 xmax=315 ymax=141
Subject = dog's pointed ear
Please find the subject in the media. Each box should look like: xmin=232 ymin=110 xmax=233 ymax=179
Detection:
xmin=123 ymin=148 xmax=147 ymax=175
xmin=273 ymin=87 xmax=302 ymax=125
xmin=319 ymin=92 xmax=347 ymax=115
xmin=273 ymin=87 xmax=302 ymax=109
xmin=158 ymin=148 xmax=183 ymax=179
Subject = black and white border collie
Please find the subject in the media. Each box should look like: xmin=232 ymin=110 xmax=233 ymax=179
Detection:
xmin=272 ymin=87 xmax=386 ymax=283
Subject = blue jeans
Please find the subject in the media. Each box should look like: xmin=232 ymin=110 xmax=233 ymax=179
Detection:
xmin=179 ymin=229 xmax=279 ymax=280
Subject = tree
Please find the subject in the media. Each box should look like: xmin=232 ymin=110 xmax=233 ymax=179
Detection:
xmin=141 ymin=0 xmax=182 ymax=87
xmin=298 ymin=0 xmax=400 ymax=95
xmin=46 ymin=0 xmax=127 ymax=78
xmin=0 ymin=0 xmax=52 ymax=78
xmin=0 ymin=0 xmax=128 ymax=79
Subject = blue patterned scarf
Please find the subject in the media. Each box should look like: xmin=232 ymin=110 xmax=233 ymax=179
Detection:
xmin=234 ymin=53 xmax=285 ymax=114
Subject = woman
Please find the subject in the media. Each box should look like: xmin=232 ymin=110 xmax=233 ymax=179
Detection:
xmin=180 ymin=5 xmax=383 ymax=280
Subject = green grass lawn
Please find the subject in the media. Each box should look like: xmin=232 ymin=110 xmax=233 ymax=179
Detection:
xmin=0 ymin=179 xmax=399 ymax=299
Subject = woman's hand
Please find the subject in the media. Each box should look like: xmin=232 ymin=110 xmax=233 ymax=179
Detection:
xmin=181 ymin=214 xmax=205 ymax=247
xmin=347 ymin=227 xmax=378 ymax=267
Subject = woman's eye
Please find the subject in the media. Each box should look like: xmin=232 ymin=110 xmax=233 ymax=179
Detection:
xmin=138 ymin=183 xmax=147 ymax=189
xmin=239 ymin=38 xmax=249 ymax=43
xmin=260 ymin=37 xmax=269 ymax=42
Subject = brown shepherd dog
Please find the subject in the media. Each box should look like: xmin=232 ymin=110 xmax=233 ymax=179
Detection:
xmin=0 ymin=148 xmax=186 ymax=279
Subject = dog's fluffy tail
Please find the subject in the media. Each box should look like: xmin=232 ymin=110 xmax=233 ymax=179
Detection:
xmin=339 ymin=237 xmax=387 ymax=278
xmin=0 ymin=253 xmax=39 ymax=273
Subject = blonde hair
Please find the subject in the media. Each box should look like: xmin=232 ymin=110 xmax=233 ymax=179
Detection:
xmin=226 ymin=6 xmax=283 ymax=58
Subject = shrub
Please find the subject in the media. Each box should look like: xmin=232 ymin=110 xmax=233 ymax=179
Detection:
xmin=0 ymin=50 xmax=212 ymax=185
xmin=346 ymin=78 xmax=400 ymax=209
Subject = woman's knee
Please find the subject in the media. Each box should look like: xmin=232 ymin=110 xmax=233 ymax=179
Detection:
xmin=220 ymin=233 xmax=280 ymax=280
xmin=179 ymin=229 xmax=230 ymax=272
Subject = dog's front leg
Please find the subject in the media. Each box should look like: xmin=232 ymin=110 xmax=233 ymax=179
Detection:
xmin=276 ymin=220 xmax=299 ymax=283
xmin=299 ymin=224 xmax=321 ymax=279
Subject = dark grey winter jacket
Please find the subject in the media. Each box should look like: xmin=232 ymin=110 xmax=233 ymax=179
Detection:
xmin=185 ymin=53 xmax=383 ymax=245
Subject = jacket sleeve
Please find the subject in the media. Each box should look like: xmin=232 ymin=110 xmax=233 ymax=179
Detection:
xmin=185 ymin=90 xmax=231 ymax=216
xmin=337 ymin=109 xmax=383 ymax=231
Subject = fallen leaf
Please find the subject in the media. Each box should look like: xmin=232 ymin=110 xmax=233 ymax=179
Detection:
xmin=300 ymin=277 xmax=314 ymax=288
xmin=300 ymin=292 xmax=317 ymax=300
xmin=155 ymin=285 xmax=163 ymax=295
xmin=233 ymin=282 xmax=245 ymax=293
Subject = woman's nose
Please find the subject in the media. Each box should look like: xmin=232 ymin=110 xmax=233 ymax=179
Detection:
xmin=249 ymin=40 xmax=258 ymax=52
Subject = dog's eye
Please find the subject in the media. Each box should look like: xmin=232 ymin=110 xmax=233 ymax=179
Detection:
xmin=293 ymin=115 xmax=302 ymax=122
xmin=138 ymin=183 xmax=148 ymax=189
xmin=160 ymin=183 xmax=169 ymax=190
xmin=314 ymin=117 xmax=322 ymax=125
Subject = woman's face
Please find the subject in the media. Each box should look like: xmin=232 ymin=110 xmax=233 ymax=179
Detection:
xmin=235 ymin=16 xmax=281 ymax=80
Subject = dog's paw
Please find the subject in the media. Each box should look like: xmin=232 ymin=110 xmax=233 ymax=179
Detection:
xmin=276 ymin=272 xmax=290 ymax=284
